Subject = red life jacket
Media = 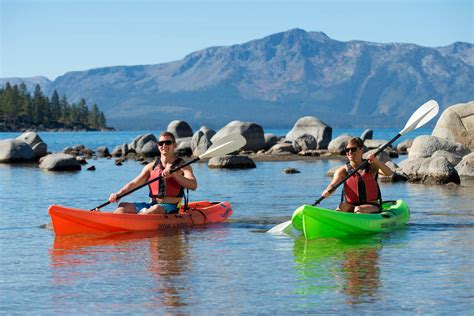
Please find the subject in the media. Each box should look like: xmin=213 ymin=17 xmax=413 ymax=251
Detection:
xmin=342 ymin=162 xmax=381 ymax=205
xmin=148 ymin=158 xmax=184 ymax=199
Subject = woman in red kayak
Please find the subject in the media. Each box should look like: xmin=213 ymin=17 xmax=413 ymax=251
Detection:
xmin=321 ymin=137 xmax=393 ymax=214
xmin=109 ymin=132 xmax=197 ymax=215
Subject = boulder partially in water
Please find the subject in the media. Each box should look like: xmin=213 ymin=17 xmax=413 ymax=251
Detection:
xmin=0 ymin=139 xmax=35 ymax=163
xmin=208 ymin=155 xmax=256 ymax=169
xmin=39 ymin=153 xmax=81 ymax=171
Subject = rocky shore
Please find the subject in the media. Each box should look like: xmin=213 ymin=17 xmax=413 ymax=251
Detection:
xmin=1 ymin=101 xmax=473 ymax=185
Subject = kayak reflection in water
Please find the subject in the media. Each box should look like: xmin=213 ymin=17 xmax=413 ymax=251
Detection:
xmin=108 ymin=131 xmax=198 ymax=215
xmin=321 ymin=137 xmax=393 ymax=214
xmin=342 ymin=247 xmax=381 ymax=304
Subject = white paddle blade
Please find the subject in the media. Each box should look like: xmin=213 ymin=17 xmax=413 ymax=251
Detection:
xmin=267 ymin=220 xmax=292 ymax=234
xmin=399 ymin=100 xmax=439 ymax=135
xmin=199 ymin=134 xmax=247 ymax=159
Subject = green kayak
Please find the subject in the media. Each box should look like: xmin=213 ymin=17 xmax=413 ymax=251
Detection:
xmin=291 ymin=200 xmax=410 ymax=240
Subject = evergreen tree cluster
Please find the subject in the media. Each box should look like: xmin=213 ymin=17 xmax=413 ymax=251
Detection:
xmin=0 ymin=82 xmax=108 ymax=131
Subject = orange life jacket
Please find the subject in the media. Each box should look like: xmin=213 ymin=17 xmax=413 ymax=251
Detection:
xmin=342 ymin=162 xmax=381 ymax=205
xmin=148 ymin=158 xmax=184 ymax=199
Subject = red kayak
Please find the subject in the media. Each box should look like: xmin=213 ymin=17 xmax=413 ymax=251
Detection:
xmin=48 ymin=201 xmax=233 ymax=236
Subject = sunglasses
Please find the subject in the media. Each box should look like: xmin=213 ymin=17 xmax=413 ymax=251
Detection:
xmin=345 ymin=147 xmax=359 ymax=154
xmin=158 ymin=140 xmax=174 ymax=146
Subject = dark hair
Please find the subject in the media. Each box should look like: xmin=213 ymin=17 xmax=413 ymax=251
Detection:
xmin=159 ymin=131 xmax=176 ymax=143
xmin=347 ymin=137 xmax=364 ymax=149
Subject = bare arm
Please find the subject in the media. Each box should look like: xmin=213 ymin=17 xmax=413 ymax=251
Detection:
xmin=109 ymin=163 xmax=153 ymax=203
xmin=321 ymin=166 xmax=347 ymax=197
xmin=163 ymin=164 xmax=198 ymax=191
xmin=367 ymin=153 xmax=393 ymax=177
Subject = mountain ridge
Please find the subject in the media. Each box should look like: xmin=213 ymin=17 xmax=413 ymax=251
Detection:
xmin=2 ymin=28 xmax=473 ymax=130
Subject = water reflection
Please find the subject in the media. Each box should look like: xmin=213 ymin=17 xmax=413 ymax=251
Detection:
xmin=148 ymin=231 xmax=191 ymax=308
xmin=50 ymin=230 xmax=191 ymax=310
xmin=292 ymin=236 xmax=383 ymax=304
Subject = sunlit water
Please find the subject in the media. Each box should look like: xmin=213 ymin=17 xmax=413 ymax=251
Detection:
xmin=1 ymin=130 xmax=473 ymax=314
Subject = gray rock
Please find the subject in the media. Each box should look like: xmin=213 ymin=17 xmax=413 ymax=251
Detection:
xmin=283 ymin=167 xmax=300 ymax=174
xmin=211 ymin=120 xmax=265 ymax=152
xmin=0 ymin=139 xmax=35 ymax=163
xmin=456 ymin=152 xmax=474 ymax=179
xmin=397 ymin=139 xmax=413 ymax=154
xmin=39 ymin=153 xmax=81 ymax=171
xmin=286 ymin=116 xmax=332 ymax=149
xmin=398 ymin=157 xmax=460 ymax=184
xmin=140 ymin=141 xmax=160 ymax=157
xmin=263 ymin=133 xmax=279 ymax=150
xmin=96 ymin=146 xmax=110 ymax=158
xmin=432 ymin=150 xmax=463 ymax=166
xmin=16 ymin=132 xmax=47 ymax=159
xmin=267 ymin=143 xmax=296 ymax=156
xmin=177 ymin=137 xmax=192 ymax=149
xmin=197 ymin=126 xmax=216 ymax=140
xmin=130 ymin=134 xmax=159 ymax=157
xmin=360 ymin=129 xmax=373 ymax=141
xmin=363 ymin=148 xmax=391 ymax=163
xmin=328 ymin=134 xmax=353 ymax=154
xmin=409 ymin=135 xmax=471 ymax=160
xmin=208 ymin=155 xmax=256 ymax=169
xmin=191 ymin=131 xmax=212 ymax=156
xmin=111 ymin=144 xmax=129 ymax=157
xmin=432 ymin=101 xmax=474 ymax=150
xmin=292 ymin=134 xmax=317 ymax=153
xmin=379 ymin=161 xmax=407 ymax=183
xmin=167 ymin=120 xmax=193 ymax=138
xmin=364 ymin=139 xmax=390 ymax=150
xmin=191 ymin=126 xmax=216 ymax=156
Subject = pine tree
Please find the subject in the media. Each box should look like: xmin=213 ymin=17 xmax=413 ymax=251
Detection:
xmin=32 ymin=84 xmax=46 ymax=125
xmin=50 ymin=90 xmax=61 ymax=123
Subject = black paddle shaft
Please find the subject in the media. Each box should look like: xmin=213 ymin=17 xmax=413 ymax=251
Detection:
xmin=91 ymin=157 xmax=200 ymax=210
xmin=312 ymin=133 xmax=402 ymax=206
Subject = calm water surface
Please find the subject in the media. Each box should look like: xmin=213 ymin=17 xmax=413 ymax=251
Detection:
xmin=1 ymin=130 xmax=473 ymax=314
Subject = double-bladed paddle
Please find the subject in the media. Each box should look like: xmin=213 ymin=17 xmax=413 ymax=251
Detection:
xmin=268 ymin=99 xmax=439 ymax=234
xmin=92 ymin=134 xmax=247 ymax=211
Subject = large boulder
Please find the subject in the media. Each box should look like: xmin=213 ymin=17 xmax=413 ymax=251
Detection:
xmin=398 ymin=157 xmax=460 ymax=184
xmin=211 ymin=121 xmax=265 ymax=152
xmin=16 ymin=132 xmax=47 ymax=159
xmin=263 ymin=133 xmax=279 ymax=151
xmin=364 ymin=139 xmax=390 ymax=150
xmin=408 ymin=135 xmax=470 ymax=160
xmin=292 ymin=134 xmax=317 ymax=153
xmin=266 ymin=143 xmax=296 ymax=156
xmin=286 ymin=116 xmax=332 ymax=149
xmin=191 ymin=126 xmax=216 ymax=156
xmin=432 ymin=101 xmax=474 ymax=150
xmin=0 ymin=139 xmax=35 ymax=163
xmin=397 ymin=139 xmax=413 ymax=155
xmin=208 ymin=155 xmax=256 ymax=169
xmin=431 ymin=150 xmax=463 ymax=166
xmin=360 ymin=129 xmax=373 ymax=141
xmin=167 ymin=120 xmax=193 ymax=138
xmin=456 ymin=153 xmax=474 ymax=179
xmin=39 ymin=153 xmax=81 ymax=171
xmin=328 ymin=134 xmax=353 ymax=154
xmin=130 ymin=134 xmax=159 ymax=157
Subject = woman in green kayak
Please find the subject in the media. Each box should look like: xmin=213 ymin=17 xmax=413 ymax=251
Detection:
xmin=321 ymin=137 xmax=393 ymax=214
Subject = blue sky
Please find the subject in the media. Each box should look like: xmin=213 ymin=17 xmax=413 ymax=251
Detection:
xmin=1 ymin=0 xmax=472 ymax=80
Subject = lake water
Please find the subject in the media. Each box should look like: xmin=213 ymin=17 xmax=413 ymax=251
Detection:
xmin=1 ymin=130 xmax=473 ymax=314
